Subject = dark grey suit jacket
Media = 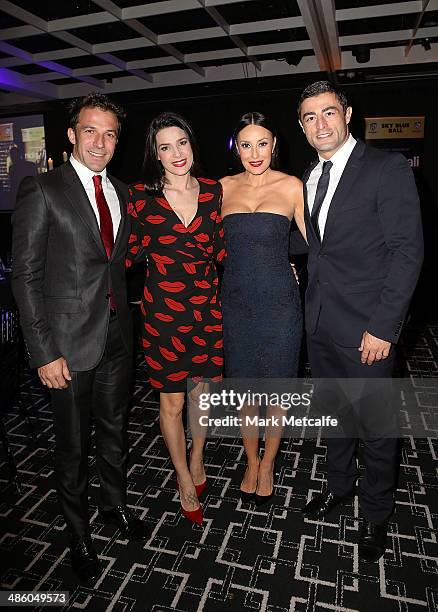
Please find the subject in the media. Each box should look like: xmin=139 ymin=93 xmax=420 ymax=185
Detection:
xmin=301 ymin=139 xmax=423 ymax=346
xmin=12 ymin=161 xmax=133 ymax=370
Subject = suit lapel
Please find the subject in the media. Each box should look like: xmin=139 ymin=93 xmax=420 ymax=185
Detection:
xmin=109 ymin=175 xmax=127 ymax=260
xmin=61 ymin=162 xmax=106 ymax=257
xmin=322 ymin=140 xmax=366 ymax=242
xmin=302 ymin=159 xmax=319 ymax=241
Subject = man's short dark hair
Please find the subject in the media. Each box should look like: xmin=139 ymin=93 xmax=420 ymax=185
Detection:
xmin=298 ymin=81 xmax=349 ymax=118
xmin=68 ymin=92 xmax=126 ymax=136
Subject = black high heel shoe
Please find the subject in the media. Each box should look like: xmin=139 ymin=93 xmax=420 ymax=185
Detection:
xmin=240 ymin=490 xmax=256 ymax=503
xmin=254 ymin=467 xmax=275 ymax=507
xmin=254 ymin=490 xmax=274 ymax=507
xmin=239 ymin=465 xmax=258 ymax=504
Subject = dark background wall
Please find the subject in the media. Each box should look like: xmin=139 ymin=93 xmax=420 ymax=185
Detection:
xmin=1 ymin=75 xmax=437 ymax=281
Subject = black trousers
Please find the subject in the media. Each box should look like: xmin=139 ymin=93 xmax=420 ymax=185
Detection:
xmin=307 ymin=308 xmax=398 ymax=523
xmin=51 ymin=315 xmax=132 ymax=539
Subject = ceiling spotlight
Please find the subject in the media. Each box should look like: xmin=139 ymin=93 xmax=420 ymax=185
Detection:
xmin=352 ymin=45 xmax=370 ymax=64
xmin=284 ymin=51 xmax=304 ymax=66
xmin=422 ymin=38 xmax=431 ymax=51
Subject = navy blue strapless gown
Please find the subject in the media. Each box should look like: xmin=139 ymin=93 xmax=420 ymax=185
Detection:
xmin=221 ymin=212 xmax=303 ymax=377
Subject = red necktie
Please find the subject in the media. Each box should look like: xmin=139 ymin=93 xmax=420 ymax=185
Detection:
xmin=93 ymin=174 xmax=116 ymax=309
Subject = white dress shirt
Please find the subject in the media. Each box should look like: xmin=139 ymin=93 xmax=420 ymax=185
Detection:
xmin=306 ymin=133 xmax=357 ymax=239
xmin=70 ymin=154 xmax=121 ymax=236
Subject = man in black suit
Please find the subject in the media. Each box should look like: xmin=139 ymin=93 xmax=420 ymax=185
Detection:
xmin=12 ymin=93 xmax=148 ymax=581
xmin=297 ymin=81 xmax=423 ymax=561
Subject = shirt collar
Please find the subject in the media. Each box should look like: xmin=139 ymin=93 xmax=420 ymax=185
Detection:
xmin=317 ymin=133 xmax=356 ymax=168
xmin=70 ymin=154 xmax=107 ymax=187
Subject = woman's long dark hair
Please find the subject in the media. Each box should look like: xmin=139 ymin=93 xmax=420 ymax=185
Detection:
xmin=142 ymin=111 xmax=203 ymax=193
xmin=233 ymin=111 xmax=280 ymax=169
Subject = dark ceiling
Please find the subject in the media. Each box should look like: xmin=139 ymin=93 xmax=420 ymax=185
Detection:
xmin=0 ymin=0 xmax=437 ymax=105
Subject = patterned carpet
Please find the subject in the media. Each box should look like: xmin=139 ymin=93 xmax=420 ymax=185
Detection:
xmin=0 ymin=323 xmax=437 ymax=611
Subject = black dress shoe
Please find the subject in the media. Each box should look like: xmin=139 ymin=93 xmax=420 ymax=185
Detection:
xmin=99 ymin=505 xmax=149 ymax=540
xmin=302 ymin=490 xmax=351 ymax=519
xmin=70 ymin=536 xmax=101 ymax=582
xmin=358 ymin=520 xmax=388 ymax=562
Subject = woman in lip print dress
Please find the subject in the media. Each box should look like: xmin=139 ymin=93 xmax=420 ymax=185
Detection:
xmin=126 ymin=112 xmax=225 ymax=525
xmin=220 ymin=111 xmax=306 ymax=506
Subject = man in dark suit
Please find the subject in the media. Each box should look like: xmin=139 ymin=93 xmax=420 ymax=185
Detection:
xmin=297 ymin=81 xmax=423 ymax=561
xmin=12 ymin=93 xmax=148 ymax=581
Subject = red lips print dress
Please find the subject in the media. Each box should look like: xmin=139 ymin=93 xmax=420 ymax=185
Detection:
xmin=126 ymin=178 xmax=226 ymax=392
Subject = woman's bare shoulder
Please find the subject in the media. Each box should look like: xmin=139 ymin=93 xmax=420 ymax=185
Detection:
xmin=219 ymin=173 xmax=244 ymax=187
xmin=220 ymin=173 xmax=244 ymax=182
xmin=271 ymin=171 xmax=303 ymax=192
xmin=274 ymin=171 xmax=302 ymax=184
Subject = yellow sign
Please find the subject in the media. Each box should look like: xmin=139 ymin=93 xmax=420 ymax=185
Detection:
xmin=365 ymin=116 xmax=424 ymax=139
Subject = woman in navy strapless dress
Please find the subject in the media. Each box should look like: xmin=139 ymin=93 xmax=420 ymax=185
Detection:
xmin=220 ymin=112 xmax=306 ymax=505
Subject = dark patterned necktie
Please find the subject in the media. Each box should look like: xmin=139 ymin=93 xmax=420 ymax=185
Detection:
xmin=93 ymin=174 xmax=116 ymax=309
xmin=310 ymin=160 xmax=333 ymax=241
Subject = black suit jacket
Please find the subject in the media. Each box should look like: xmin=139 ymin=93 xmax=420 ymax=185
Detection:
xmin=12 ymin=161 xmax=132 ymax=370
xmin=302 ymin=139 xmax=423 ymax=346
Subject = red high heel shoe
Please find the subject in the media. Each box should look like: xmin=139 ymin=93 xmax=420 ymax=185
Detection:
xmin=195 ymin=481 xmax=206 ymax=497
xmin=177 ymin=482 xmax=203 ymax=525
xmin=189 ymin=450 xmax=207 ymax=497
